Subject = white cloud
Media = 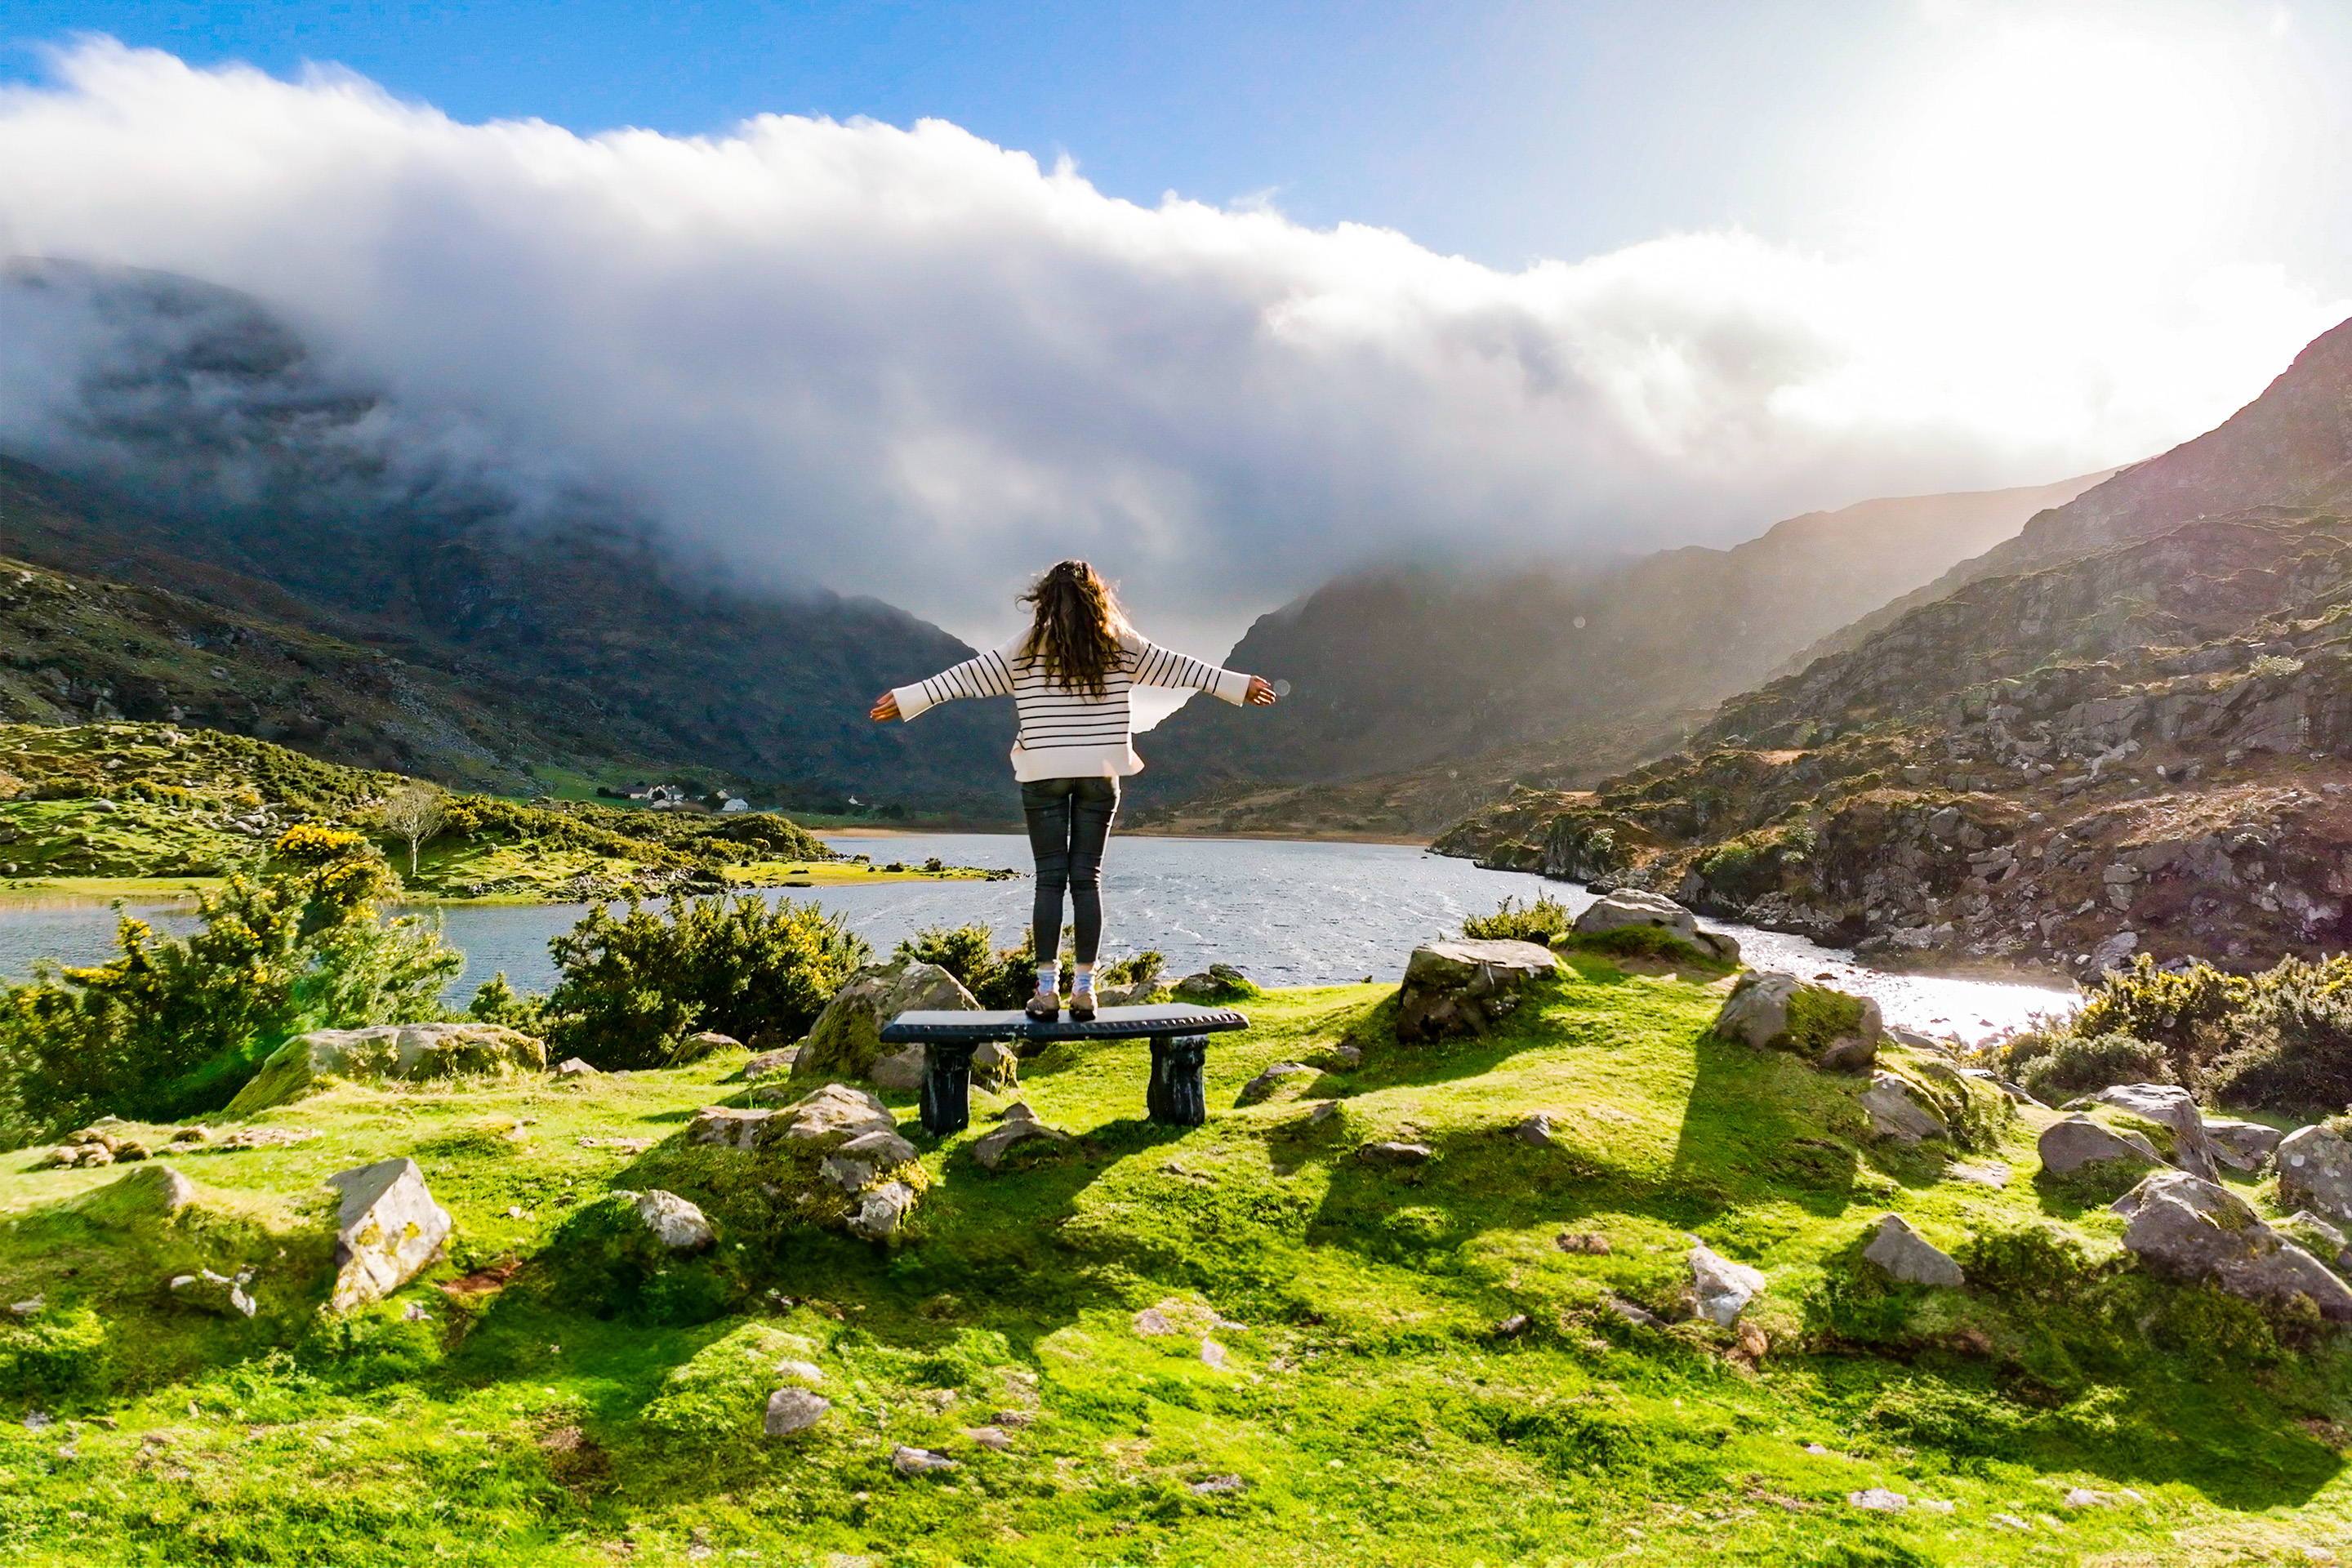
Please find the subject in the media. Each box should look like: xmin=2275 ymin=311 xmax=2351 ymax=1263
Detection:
xmin=0 ymin=38 xmax=2343 ymax=657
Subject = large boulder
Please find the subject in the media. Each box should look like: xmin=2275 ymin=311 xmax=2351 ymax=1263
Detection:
xmin=2205 ymin=1118 xmax=2284 ymax=1173
xmin=1858 ymin=1073 xmax=1949 ymax=1144
xmin=228 ymin=1023 xmax=546 ymax=1115
xmin=2111 ymin=1171 xmax=2352 ymax=1321
xmin=681 ymin=1084 xmax=923 ymax=1244
xmin=2077 ymin=1084 xmax=2220 ymax=1181
xmin=1396 ymin=940 xmax=1561 ymax=1043
xmin=323 ymin=1157 xmax=452 ymax=1312
xmin=798 ymin=960 xmax=978 ymax=1082
xmin=971 ymin=1102 xmax=1071 ymax=1172
xmin=1574 ymin=889 xmax=1740 ymax=964
xmin=2038 ymin=1115 xmax=2163 ymax=1176
xmin=1172 ymin=963 xmax=1258 ymax=1002
xmin=1713 ymin=972 xmax=1883 ymax=1070
xmin=2276 ymin=1125 xmax=2352 ymax=1227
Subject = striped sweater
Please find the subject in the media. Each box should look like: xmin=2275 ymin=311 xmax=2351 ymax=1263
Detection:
xmin=892 ymin=627 xmax=1252 ymax=782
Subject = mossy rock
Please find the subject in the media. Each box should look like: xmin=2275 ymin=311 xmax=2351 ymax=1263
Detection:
xmin=226 ymin=1022 xmax=546 ymax=1116
xmin=532 ymin=1189 xmax=741 ymax=1326
xmin=798 ymin=960 xmax=977 ymax=1081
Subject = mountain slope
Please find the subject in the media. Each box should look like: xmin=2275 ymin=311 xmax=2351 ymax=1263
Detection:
xmin=1129 ymin=472 xmax=2109 ymax=827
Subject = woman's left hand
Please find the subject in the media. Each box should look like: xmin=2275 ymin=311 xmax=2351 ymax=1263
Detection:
xmin=1245 ymin=676 xmax=1278 ymax=706
xmin=870 ymin=690 xmax=901 ymax=722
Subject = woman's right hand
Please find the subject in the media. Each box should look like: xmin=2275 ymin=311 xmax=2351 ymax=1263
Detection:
xmin=870 ymin=690 xmax=901 ymax=722
xmin=1245 ymin=676 xmax=1278 ymax=706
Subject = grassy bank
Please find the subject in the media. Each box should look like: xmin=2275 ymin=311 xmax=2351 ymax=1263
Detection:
xmin=2 ymin=956 xmax=2346 ymax=1563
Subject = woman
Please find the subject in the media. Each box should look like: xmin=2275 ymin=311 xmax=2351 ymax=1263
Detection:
xmin=871 ymin=559 xmax=1277 ymax=1022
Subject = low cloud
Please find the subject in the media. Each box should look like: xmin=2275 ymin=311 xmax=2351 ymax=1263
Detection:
xmin=0 ymin=38 xmax=2343 ymax=654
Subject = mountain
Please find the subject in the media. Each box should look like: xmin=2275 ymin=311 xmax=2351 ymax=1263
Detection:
xmin=1434 ymin=314 xmax=2352 ymax=977
xmin=0 ymin=260 xmax=1010 ymax=815
xmin=1127 ymin=472 xmax=2110 ymax=831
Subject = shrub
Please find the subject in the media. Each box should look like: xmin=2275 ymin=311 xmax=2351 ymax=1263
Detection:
xmin=2071 ymin=955 xmax=2252 ymax=1089
xmin=2004 ymin=1031 xmax=2171 ymax=1104
xmin=1462 ymin=893 xmax=1571 ymax=944
xmin=2207 ymin=973 xmax=2352 ymax=1114
xmin=542 ymin=894 xmax=870 ymax=1069
xmin=466 ymin=970 xmax=544 ymax=1032
xmin=270 ymin=823 xmax=373 ymax=866
xmin=0 ymin=849 xmax=458 ymax=1132
xmin=1563 ymin=924 xmax=1713 ymax=964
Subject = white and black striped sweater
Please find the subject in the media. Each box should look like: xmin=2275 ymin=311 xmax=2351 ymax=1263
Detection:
xmin=891 ymin=628 xmax=1252 ymax=781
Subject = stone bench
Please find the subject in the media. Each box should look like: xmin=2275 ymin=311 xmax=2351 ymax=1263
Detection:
xmin=879 ymin=1004 xmax=1250 ymax=1135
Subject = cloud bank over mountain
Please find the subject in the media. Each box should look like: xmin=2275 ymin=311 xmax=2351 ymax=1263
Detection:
xmin=0 ymin=38 xmax=2343 ymax=652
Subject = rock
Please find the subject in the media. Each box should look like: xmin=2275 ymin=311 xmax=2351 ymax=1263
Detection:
xmin=1199 ymin=1337 xmax=1228 ymax=1368
xmin=775 ymin=1359 xmax=825 ymax=1384
xmin=776 ymin=1083 xmax=902 ymax=1146
xmin=1848 ymin=1489 xmax=1908 ymax=1514
xmin=1816 ymin=1036 xmax=1878 ymax=1074
xmin=1574 ymin=889 xmax=1740 ymax=963
xmin=1494 ymin=1313 xmax=1532 ymax=1337
xmin=8 ymin=1296 xmax=42 ymax=1316
xmin=228 ymin=1022 xmax=547 ymax=1115
xmin=869 ymin=1045 xmax=929 ymax=1092
xmin=2079 ymin=1084 xmax=2221 ymax=1181
xmin=1859 ymin=1073 xmax=1949 ymax=1144
xmin=1172 ymin=963 xmax=1255 ymax=1002
xmin=2205 ymin=1118 xmax=2283 ymax=1172
xmin=2281 ymin=1211 xmax=2352 ymax=1271
xmin=764 ymin=1387 xmax=830 ymax=1437
xmin=1357 ymin=1140 xmax=1434 ymax=1165
xmin=551 ymin=1058 xmax=599 ymax=1080
xmin=821 ymin=1155 xmax=876 ymax=1194
xmin=2276 ymin=1125 xmax=2352 ymax=1225
xmin=685 ymin=1107 xmax=777 ymax=1152
xmin=1862 ymin=1214 xmax=1964 ymax=1287
xmin=971 ymin=1104 xmax=1070 ymax=1172
xmin=969 ymin=1040 xmax=1019 ymax=1095
xmin=800 ymin=960 xmax=979 ymax=1082
xmin=1945 ymin=1160 xmax=2011 ymax=1188
xmin=1514 ymin=1114 xmax=1553 ymax=1147
xmin=1689 ymin=1243 xmax=1766 ymax=1325
xmin=2111 ymin=1170 xmax=2352 ymax=1321
xmin=112 ymin=1140 xmax=152 ymax=1161
xmin=1134 ymin=1307 xmax=1174 ymax=1336
xmin=741 ymin=1047 xmax=802 ymax=1080
xmin=167 ymin=1267 xmax=256 ymax=1318
xmin=674 ymin=1031 xmax=738 ymax=1063
xmin=630 ymin=1190 xmax=716 ymax=1250
xmin=891 ymin=1444 xmax=959 ymax=1477
xmin=1236 ymin=1062 xmax=1316 ymax=1107
xmin=1606 ymin=1296 xmax=1663 ymax=1328
xmin=963 ymin=1425 xmax=1014 ymax=1450
xmin=1713 ymin=971 xmax=1883 ymax=1063
xmin=97 ymin=1162 xmax=199 ymax=1214
xmin=1557 ymin=1232 xmax=1610 ymax=1254
xmin=1189 ymin=1474 xmax=1246 ymax=1496
xmin=1396 ymin=939 xmax=1561 ymax=1043
xmin=841 ymin=1181 xmax=913 ymax=1241
xmin=1321 ymin=1043 xmax=1364 ymax=1069
xmin=835 ymin=1128 xmax=919 ymax=1167
xmin=2038 ymin=1115 xmax=2163 ymax=1175
xmin=323 ymin=1157 xmax=452 ymax=1312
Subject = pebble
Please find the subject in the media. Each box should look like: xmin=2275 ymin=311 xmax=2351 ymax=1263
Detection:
xmin=1556 ymin=1232 xmax=1610 ymax=1255
xmin=961 ymin=1426 xmax=1013 ymax=1451
xmin=889 ymin=1444 xmax=958 ymax=1477
xmin=1847 ymin=1488 xmax=1906 ymax=1513
xmin=1189 ymin=1474 xmax=1245 ymax=1496
xmin=1991 ymin=1513 xmax=2033 ymax=1531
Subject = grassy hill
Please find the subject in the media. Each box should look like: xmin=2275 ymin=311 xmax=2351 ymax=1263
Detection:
xmin=1 ymin=959 xmax=2345 ymax=1562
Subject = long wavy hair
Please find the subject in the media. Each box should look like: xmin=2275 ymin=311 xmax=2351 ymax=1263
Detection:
xmin=1018 ymin=559 xmax=1127 ymax=698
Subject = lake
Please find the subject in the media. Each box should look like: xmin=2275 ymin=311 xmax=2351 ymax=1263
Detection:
xmin=0 ymin=833 xmax=2078 ymax=1045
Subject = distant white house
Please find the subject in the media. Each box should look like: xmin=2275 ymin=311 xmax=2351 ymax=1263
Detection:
xmin=720 ymin=797 xmax=750 ymax=813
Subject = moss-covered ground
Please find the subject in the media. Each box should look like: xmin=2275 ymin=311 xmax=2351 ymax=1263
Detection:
xmin=1 ymin=960 xmax=2347 ymax=1564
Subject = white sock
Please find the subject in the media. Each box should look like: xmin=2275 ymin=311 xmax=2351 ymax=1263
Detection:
xmin=1036 ymin=962 xmax=1060 ymax=996
xmin=1073 ymin=963 xmax=1096 ymax=995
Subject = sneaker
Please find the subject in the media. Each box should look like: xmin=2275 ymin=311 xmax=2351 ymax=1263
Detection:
xmin=1024 ymin=991 xmax=1060 ymax=1022
xmin=1068 ymin=988 xmax=1097 ymax=1022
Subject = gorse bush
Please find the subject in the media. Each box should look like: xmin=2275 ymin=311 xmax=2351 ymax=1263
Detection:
xmin=893 ymin=924 xmax=1162 ymax=1005
xmin=0 ymin=849 xmax=458 ymax=1135
xmin=2003 ymin=1031 xmax=2172 ymax=1105
xmin=1462 ymin=893 xmax=1572 ymax=944
xmin=2069 ymin=954 xmax=2252 ymax=1089
xmin=541 ymin=895 xmax=870 ymax=1069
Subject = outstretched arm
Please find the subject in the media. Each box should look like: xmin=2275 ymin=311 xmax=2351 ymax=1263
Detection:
xmin=1129 ymin=638 xmax=1276 ymax=707
xmin=871 ymin=644 xmax=1017 ymax=723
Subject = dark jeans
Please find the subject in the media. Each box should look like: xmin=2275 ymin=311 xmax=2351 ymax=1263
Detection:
xmin=1021 ymin=776 xmax=1120 ymax=965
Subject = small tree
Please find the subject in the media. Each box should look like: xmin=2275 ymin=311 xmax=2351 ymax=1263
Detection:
xmin=381 ymin=783 xmax=448 ymax=877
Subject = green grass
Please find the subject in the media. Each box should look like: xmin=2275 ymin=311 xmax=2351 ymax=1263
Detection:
xmin=0 ymin=960 xmax=2345 ymax=1562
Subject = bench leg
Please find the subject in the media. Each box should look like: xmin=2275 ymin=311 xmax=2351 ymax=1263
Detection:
xmin=1147 ymin=1035 xmax=1208 ymax=1127
xmin=920 ymin=1040 xmax=976 ymax=1136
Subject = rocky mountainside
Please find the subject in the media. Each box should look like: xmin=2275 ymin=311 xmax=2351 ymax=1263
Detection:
xmin=1432 ymin=315 xmax=2352 ymax=978
xmin=1127 ymin=473 xmax=2107 ymax=830
xmin=0 ymin=261 xmax=1010 ymax=816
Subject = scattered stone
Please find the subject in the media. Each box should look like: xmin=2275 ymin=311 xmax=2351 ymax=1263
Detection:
xmin=99 ymin=1162 xmax=200 ymax=1214
xmin=1735 ymin=1321 xmax=1768 ymax=1362
xmin=1395 ymin=939 xmax=1561 ymax=1042
xmin=891 ymin=1444 xmax=959 ymax=1477
xmin=993 ymin=1410 xmax=1036 ymax=1428
xmin=1816 ymin=1036 xmax=1878 ymax=1074
xmin=775 ymin=1359 xmax=824 ymax=1385
xmin=212 ymin=1126 xmax=318 ymax=1152
xmin=1991 ymin=1513 xmax=2034 ymax=1532
xmin=1848 ymin=1489 xmax=1907 ymax=1514
xmin=764 ymin=1388 xmax=830 ymax=1438
xmin=962 ymin=1425 xmax=1013 ymax=1450
xmin=1862 ymin=1214 xmax=1964 ymax=1287
xmin=2205 ymin=1118 xmax=2284 ymax=1172
xmin=1574 ymin=889 xmax=1740 ymax=963
xmin=674 ymin=1031 xmax=738 ymax=1063
xmin=1172 ymin=963 xmax=1255 ymax=1002
xmin=1557 ymin=1232 xmax=1610 ymax=1255
xmin=2078 ymin=1084 xmax=2220 ymax=1181
xmin=1606 ymin=1296 xmax=1663 ymax=1329
xmin=2038 ymin=1116 xmax=2161 ymax=1175
xmin=1859 ymin=1073 xmax=1949 ymax=1144
xmin=1493 ymin=1313 xmax=1532 ymax=1337
xmin=1134 ymin=1307 xmax=1175 ymax=1337
xmin=575 ymin=1136 xmax=654 ymax=1154
xmin=2276 ymin=1125 xmax=2352 ymax=1226
xmin=1917 ymin=1499 xmax=1956 ymax=1515
xmin=323 ymin=1157 xmax=453 ymax=1312
xmin=835 ymin=1128 xmax=920 ymax=1167
xmin=800 ymin=960 xmax=979 ymax=1082
xmin=2111 ymin=1170 xmax=2352 ymax=1321
xmin=971 ymin=1103 xmax=1071 ymax=1172
xmin=2063 ymin=1487 xmax=2114 ymax=1509
xmin=1189 ymin=1474 xmax=1246 ymax=1496
xmin=1945 ymin=1160 xmax=2011 ymax=1188
xmin=969 ymin=1040 xmax=1020 ymax=1095
xmin=1689 ymin=1244 xmax=1766 ymax=1326
xmin=2281 ymin=1210 xmax=2352 ymax=1270
xmin=847 ymin=1182 xmax=915 ymax=1241
xmin=22 ymin=1412 xmax=51 ymax=1431
xmin=741 ymin=1047 xmax=802 ymax=1080
xmin=8 ymin=1296 xmax=42 ymax=1316
xmin=1801 ymin=1442 xmax=1832 ymax=1456
xmin=1322 ymin=1044 xmax=1363 ymax=1069
xmin=551 ymin=1058 xmax=599 ymax=1080
xmin=629 ymin=1190 xmax=715 ymax=1250
xmin=821 ymin=1155 xmax=876 ymax=1194
xmin=167 ymin=1267 xmax=256 ymax=1318
xmin=1200 ymin=1338 xmax=1228 ymax=1368
xmin=112 ymin=1139 xmax=153 ymax=1162
xmin=1514 ymin=1114 xmax=1553 ymax=1147
xmin=227 ymin=1022 xmax=546 ymax=1115
xmin=1357 ymin=1140 xmax=1434 ymax=1165
xmin=1236 ymin=1062 xmax=1317 ymax=1107
xmin=1307 ymin=1100 xmax=1344 ymax=1125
